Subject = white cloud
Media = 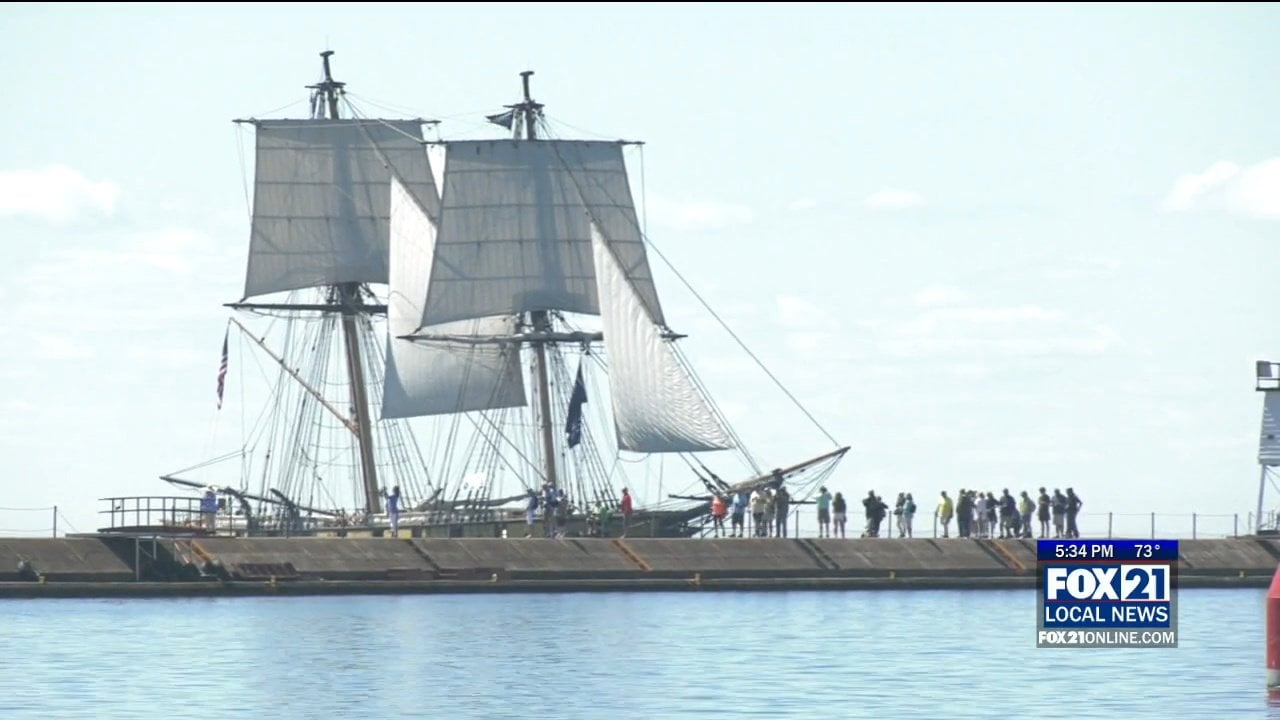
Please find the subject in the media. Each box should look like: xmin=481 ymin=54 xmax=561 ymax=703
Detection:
xmin=13 ymin=227 xmax=232 ymax=340
xmin=787 ymin=198 xmax=818 ymax=211
xmin=775 ymin=294 xmax=842 ymax=358
xmin=776 ymin=294 xmax=825 ymax=325
xmin=1226 ymin=159 xmax=1280 ymax=219
xmin=1045 ymin=256 xmax=1122 ymax=281
xmin=878 ymin=303 xmax=1118 ymax=359
xmin=864 ymin=187 xmax=925 ymax=210
xmin=132 ymin=229 xmax=205 ymax=274
xmin=0 ymin=165 xmax=119 ymax=222
xmin=646 ymin=197 xmax=754 ymax=231
xmin=785 ymin=331 xmax=826 ymax=352
xmin=2 ymin=399 xmax=34 ymax=414
xmin=908 ymin=305 xmax=1063 ymax=329
xmin=1163 ymin=158 xmax=1280 ymax=219
xmin=913 ymin=285 xmax=969 ymax=308
xmin=34 ymin=334 xmax=94 ymax=361
xmin=949 ymin=363 xmax=990 ymax=379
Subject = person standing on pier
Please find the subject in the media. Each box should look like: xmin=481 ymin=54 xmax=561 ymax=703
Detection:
xmin=1065 ymin=488 xmax=1082 ymax=538
xmin=832 ymin=491 xmax=847 ymax=538
xmin=936 ymin=491 xmax=953 ymax=538
xmin=1036 ymin=487 xmax=1051 ymax=538
xmin=764 ymin=488 xmax=776 ymax=537
xmin=1018 ymin=491 xmax=1035 ymax=539
xmin=710 ymin=494 xmax=727 ymax=537
xmin=731 ymin=491 xmax=747 ymax=538
xmin=1051 ymin=489 xmax=1067 ymax=538
xmin=751 ymin=490 xmax=768 ymax=537
xmin=774 ymin=485 xmax=791 ymax=538
xmin=893 ymin=493 xmax=906 ymax=538
xmin=902 ymin=493 xmax=916 ymax=538
xmin=816 ymin=486 xmax=832 ymax=538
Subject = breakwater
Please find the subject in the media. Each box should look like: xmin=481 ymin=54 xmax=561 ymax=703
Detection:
xmin=1 ymin=536 xmax=1275 ymax=598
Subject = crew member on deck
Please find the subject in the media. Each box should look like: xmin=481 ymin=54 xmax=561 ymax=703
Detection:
xmin=525 ymin=490 xmax=539 ymax=538
xmin=200 ymin=489 xmax=218 ymax=534
xmin=619 ymin=488 xmax=634 ymax=537
xmin=384 ymin=485 xmax=401 ymax=538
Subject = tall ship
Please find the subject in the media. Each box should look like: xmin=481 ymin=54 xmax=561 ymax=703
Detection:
xmin=108 ymin=52 xmax=848 ymax=539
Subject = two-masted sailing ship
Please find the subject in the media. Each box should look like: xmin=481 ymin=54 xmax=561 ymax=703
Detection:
xmin=114 ymin=52 xmax=848 ymax=539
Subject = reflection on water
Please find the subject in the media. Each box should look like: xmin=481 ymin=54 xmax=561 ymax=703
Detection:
xmin=0 ymin=589 xmax=1271 ymax=719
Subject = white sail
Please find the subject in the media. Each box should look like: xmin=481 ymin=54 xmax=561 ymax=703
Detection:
xmin=1262 ymin=392 xmax=1280 ymax=466
xmin=590 ymin=222 xmax=733 ymax=453
xmin=421 ymin=140 xmax=664 ymax=327
xmin=245 ymin=119 xmax=439 ymax=299
xmin=382 ymin=176 xmax=525 ymax=419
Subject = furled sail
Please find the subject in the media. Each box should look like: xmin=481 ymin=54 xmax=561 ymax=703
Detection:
xmin=421 ymin=140 xmax=664 ymax=327
xmin=245 ymin=119 xmax=440 ymax=299
xmin=590 ymin=221 xmax=732 ymax=453
xmin=382 ymin=176 xmax=526 ymax=419
xmin=1262 ymin=391 xmax=1280 ymax=466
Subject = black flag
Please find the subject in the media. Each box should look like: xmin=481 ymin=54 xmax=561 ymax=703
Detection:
xmin=565 ymin=361 xmax=588 ymax=448
xmin=486 ymin=110 xmax=515 ymax=130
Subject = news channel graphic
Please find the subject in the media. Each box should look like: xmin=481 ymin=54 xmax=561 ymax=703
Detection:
xmin=1036 ymin=539 xmax=1178 ymax=649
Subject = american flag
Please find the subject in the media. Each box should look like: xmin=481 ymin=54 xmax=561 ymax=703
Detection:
xmin=216 ymin=328 xmax=229 ymax=410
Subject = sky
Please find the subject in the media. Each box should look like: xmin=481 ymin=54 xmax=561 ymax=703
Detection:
xmin=1 ymin=2 xmax=1277 ymax=538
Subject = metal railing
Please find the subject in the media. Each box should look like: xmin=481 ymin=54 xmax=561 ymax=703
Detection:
xmin=697 ymin=509 xmax=1273 ymax=540
xmin=927 ymin=511 xmax=1260 ymax=540
xmin=99 ymin=496 xmax=206 ymax=533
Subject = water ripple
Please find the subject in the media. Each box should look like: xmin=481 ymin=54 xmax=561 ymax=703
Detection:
xmin=0 ymin=589 xmax=1271 ymax=719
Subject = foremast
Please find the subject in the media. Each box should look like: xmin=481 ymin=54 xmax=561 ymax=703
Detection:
xmin=308 ymin=51 xmax=383 ymax=515
xmin=231 ymin=51 xmax=384 ymax=515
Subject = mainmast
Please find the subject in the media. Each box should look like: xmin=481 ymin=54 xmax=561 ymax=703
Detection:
xmin=510 ymin=71 xmax=559 ymax=489
xmin=307 ymin=51 xmax=383 ymax=515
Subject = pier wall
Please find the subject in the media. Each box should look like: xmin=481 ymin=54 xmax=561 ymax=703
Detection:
xmin=0 ymin=538 xmax=133 ymax=582
xmin=1 ymin=536 xmax=1277 ymax=596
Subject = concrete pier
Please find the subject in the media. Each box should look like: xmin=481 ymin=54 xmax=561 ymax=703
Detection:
xmin=1 ymin=536 xmax=1276 ymax=598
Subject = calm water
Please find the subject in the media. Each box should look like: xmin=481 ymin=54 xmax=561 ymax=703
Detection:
xmin=0 ymin=589 xmax=1273 ymax=719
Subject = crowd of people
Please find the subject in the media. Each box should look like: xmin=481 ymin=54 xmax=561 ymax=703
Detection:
xmin=934 ymin=487 xmax=1083 ymax=539
xmin=701 ymin=485 xmax=1085 ymax=540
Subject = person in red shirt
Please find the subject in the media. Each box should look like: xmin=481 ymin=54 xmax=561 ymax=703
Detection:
xmin=620 ymin=487 xmax=634 ymax=537
xmin=710 ymin=494 xmax=727 ymax=537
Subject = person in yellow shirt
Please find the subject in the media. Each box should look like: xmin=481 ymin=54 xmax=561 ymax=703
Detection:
xmin=1018 ymin=491 xmax=1035 ymax=539
xmin=937 ymin=491 xmax=954 ymax=538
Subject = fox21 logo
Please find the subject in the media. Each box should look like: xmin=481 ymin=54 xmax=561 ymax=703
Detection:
xmin=1045 ymin=565 xmax=1171 ymax=603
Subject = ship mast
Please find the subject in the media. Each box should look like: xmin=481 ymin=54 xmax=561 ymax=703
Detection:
xmin=307 ymin=51 xmax=383 ymax=514
xmin=511 ymin=71 xmax=559 ymax=489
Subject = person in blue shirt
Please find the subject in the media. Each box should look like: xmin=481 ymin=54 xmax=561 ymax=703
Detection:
xmin=200 ymin=489 xmax=218 ymax=534
xmin=384 ymin=485 xmax=401 ymax=538
xmin=731 ymin=491 xmax=748 ymax=538
xmin=525 ymin=490 xmax=540 ymax=538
